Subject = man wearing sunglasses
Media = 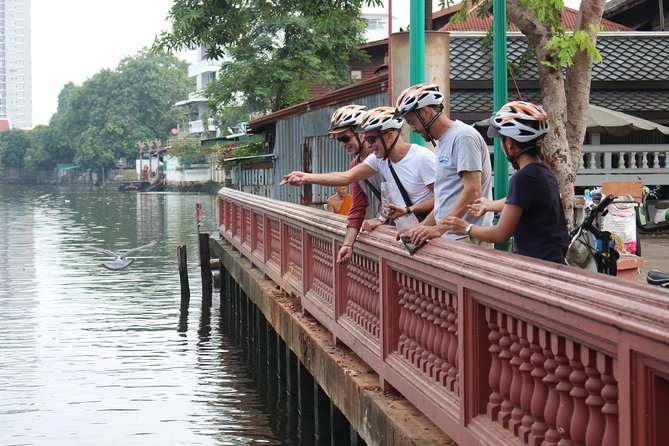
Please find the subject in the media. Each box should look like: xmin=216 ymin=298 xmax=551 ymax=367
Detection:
xmin=326 ymin=105 xmax=385 ymax=264
xmin=394 ymin=83 xmax=493 ymax=247
xmin=281 ymin=106 xmax=436 ymax=248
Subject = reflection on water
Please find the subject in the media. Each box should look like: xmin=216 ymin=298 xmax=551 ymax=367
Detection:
xmin=0 ymin=185 xmax=286 ymax=445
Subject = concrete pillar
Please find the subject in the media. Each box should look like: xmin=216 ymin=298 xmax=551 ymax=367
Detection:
xmin=298 ymin=361 xmax=314 ymax=416
xmin=314 ymin=383 xmax=331 ymax=440
xmin=330 ymin=401 xmax=349 ymax=445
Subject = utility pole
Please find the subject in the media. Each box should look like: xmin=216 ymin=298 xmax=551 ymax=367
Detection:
xmin=409 ymin=0 xmax=425 ymax=145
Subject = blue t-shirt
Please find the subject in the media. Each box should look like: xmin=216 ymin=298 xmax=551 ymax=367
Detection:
xmin=506 ymin=162 xmax=569 ymax=264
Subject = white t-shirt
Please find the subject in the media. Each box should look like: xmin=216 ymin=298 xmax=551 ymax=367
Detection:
xmin=363 ymin=144 xmax=436 ymax=208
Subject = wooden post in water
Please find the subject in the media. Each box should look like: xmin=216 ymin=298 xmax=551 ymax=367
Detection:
xmin=199 ymin=232 xmax=212 ymax=307
xmin=177 ymin=244 xmax=190 ymax=332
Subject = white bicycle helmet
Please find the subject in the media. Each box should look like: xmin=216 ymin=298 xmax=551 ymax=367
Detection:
xmin=488 ymin=101 xmax=549 ymax=143
xmin=395 ymin=83 xmax=444 ymax=118
xmin=357 ymin=107 xmax=404 ymax=133
xmin=328 ymin=104 xmax=366 ymax=134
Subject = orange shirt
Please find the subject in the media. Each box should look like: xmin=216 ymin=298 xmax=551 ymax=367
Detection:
xmin=336 ymin=194 xmax=353 ymax=215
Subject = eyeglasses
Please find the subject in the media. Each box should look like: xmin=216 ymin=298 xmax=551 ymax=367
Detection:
xmin=336 ymin=135 xmax=351 ymax=143
xmin=364 ymin=135 xmax=378 ymax=144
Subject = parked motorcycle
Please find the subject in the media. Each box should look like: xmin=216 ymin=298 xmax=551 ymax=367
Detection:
xmin=637 ymin=184 xmax=669 ymax=232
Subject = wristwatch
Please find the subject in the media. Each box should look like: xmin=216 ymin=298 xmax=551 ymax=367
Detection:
xmin=465 ymin=223 xmax=474 ymax=238
xmin=378 ymin=216 xmax=387 ymax=223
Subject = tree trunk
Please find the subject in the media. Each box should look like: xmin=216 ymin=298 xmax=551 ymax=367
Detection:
xmin=425 ymin=0 xmax=433 ymax=30
xmin=507 ymin=0 xmax=605 ymax=228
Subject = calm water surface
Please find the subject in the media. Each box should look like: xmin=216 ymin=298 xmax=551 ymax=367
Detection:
xmin=0 ymin=185 xmax=288 ymax=445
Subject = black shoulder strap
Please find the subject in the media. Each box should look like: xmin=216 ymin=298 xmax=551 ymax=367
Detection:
xmin=387 ymin=161 xmax=413 ymax=207
xmin=364 ymin=179 xmax=381 ymax=201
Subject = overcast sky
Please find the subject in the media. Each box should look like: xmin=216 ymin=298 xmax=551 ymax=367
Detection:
xmin=30 ymin=0 xmax=583 ymax=127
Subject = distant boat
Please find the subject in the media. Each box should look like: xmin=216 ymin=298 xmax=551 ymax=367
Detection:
xmin=81 ymin=241 xmax=159 ymax=271
xmin=146 ymin=182 xmax=165 ymax=192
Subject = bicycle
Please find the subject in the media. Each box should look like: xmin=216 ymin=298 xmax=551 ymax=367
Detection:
xmin=566 ymin=194 xmax=619 ymax=275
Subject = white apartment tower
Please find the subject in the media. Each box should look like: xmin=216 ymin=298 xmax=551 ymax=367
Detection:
xmin=0 ymin=0 xmax=31 ymax=129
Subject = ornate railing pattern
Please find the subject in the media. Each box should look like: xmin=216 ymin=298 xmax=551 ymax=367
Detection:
xmin=218 ymin=188 xmax=669 ymax=446
xmin=344 ymin=253 xmax=380 ymax=339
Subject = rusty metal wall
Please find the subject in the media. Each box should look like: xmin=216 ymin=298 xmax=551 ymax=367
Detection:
xmin=239 ymin=167 xmax=274 ymax=198
xmin=273 ymin=91 xmax=388 ymax=205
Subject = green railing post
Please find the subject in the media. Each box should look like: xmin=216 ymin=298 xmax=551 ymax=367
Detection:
xmin=409 ymin=0 xmax=425 ymax=145
xmin=493 ymin=0 xmax=510 ymax=251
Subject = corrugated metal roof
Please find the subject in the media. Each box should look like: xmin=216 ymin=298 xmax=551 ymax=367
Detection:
xmin=250 ymin=75 xmax=388 ymax=130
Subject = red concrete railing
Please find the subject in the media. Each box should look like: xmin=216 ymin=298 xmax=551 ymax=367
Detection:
xmin=218 ymin=188 xmax=669 ymax=446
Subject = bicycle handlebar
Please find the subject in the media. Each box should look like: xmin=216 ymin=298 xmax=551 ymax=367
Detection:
xmin=583 ymin=194 xmax=616 ymax=227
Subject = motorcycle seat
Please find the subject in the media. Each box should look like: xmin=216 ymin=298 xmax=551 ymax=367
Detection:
xmin=647 ymin=269 xmax=669 ymax=286
xmin=655 ymin=201 xmax=669 ymax=210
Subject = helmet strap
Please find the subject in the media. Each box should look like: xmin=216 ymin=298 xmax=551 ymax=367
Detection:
xmin=353 ymin=132 xmax=364 ymax=156
xmin=505 ymin=145 xmax=537 ymax=163
xmin=381 ymin=130 xmax=400 ymax=160
xmin=415 ymin=104 xmax=443 ymax=145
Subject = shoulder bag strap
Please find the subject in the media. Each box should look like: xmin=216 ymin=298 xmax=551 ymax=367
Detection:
xmin=363 ymin=179 xmax=381 ymax=201
xmin=387 ymin=161 xmax=413 ymax=207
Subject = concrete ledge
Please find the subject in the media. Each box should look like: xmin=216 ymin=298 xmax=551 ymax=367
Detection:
xmin=212 ymin=238 xmax=455 ymax=446
xmin=617 ymin=255 xmax=645 ymax=281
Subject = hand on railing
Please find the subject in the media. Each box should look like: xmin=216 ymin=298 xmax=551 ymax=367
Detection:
xmin=337 ymin=245 xmax=353 ymax=264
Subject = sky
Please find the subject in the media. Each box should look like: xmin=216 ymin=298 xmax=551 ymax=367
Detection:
xmin=31 ymin=0 xmax=192 ymax=126
xmin=30 ymin=0 xmax=582 ymax=127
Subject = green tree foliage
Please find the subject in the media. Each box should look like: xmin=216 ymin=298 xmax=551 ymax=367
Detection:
xmin=0 ymin=129 xmax=31 ymax=172
xmin=55 ymin=48 xmax=193 ymax=172
xmin=155 ymin=0 xmax=381 ymax=114
xmin=442 ymin=0 xmax=607 ymax=225
xmin=24 ymin=125 xmax=56 ymax=171
xmin=168 ymin=138 xmax=208 ymax=165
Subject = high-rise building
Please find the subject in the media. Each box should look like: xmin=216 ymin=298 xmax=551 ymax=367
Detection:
xmin=0 ymin=0 xmax=32 ymax=129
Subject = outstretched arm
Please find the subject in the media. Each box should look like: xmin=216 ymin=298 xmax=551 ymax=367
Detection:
xmin=280 ymin=163 xmax=376 ymax=187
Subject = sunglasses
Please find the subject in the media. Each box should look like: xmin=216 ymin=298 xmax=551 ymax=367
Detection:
xmin=364 ymin=135 xmax=378 ymax=144
xmin=336 ymin=135 xmax=351 ymax=143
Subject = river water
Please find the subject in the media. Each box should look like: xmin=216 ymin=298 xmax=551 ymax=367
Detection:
xmin=0 ymin=185 xmax=295 ymax=446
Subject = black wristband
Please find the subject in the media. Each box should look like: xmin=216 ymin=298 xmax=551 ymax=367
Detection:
xmin=406 ymin=206 xmax=412 ymax=215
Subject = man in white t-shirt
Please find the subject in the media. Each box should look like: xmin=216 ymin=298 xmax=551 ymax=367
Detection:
xmin=394 ymin=83 xmax=493 ymax=245
xmin=281 ymin=107 xmax=436 ymax=225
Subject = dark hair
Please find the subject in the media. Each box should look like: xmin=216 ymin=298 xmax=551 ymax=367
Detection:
xmin=504 ymin=134 xmax=544 ymax=158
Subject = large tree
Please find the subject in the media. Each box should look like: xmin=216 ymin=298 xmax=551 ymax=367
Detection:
xmin=154 ymin=0 xmax=381 ymax=114
xmin=446 ymin=0 xmax=605 ymax=225
xmin=57 ymin=49 xmax=193 ymax=172
xmin=0 ymin=129 xmax=31 ymax=175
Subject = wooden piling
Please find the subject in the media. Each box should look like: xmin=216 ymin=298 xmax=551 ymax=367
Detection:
xmin=177 ymin=244 xmax=190 ymax=310
xmin=198 ymin=232 xmax=212 ymax=307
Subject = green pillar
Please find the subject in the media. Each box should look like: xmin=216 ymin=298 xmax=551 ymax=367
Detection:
xmin=409 ymin=0 xmax=425 ymax=145
xmin=493 ymin=0 xmax=510 ymax=250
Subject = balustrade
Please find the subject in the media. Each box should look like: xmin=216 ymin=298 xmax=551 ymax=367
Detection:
xmin=578 ymin=144 xmax=669 ymax=186
xmin=219 ymin=188 xmax=669 ymax=445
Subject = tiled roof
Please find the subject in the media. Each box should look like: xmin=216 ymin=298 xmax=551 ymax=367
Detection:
xmin=438 ymin=6 xmax=631 ymax=32
xmin=450 ymin=34 xmax=669 ymax=82
xmin=450 ymin=89 xmax=669 ymax=115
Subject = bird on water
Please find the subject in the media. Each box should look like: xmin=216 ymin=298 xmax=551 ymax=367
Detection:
xmin=81 ymin=241 xmax=159 ymax=271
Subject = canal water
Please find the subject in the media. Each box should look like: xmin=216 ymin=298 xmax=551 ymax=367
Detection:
xmin=0 ymin=185 xmax=306 ymax=445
